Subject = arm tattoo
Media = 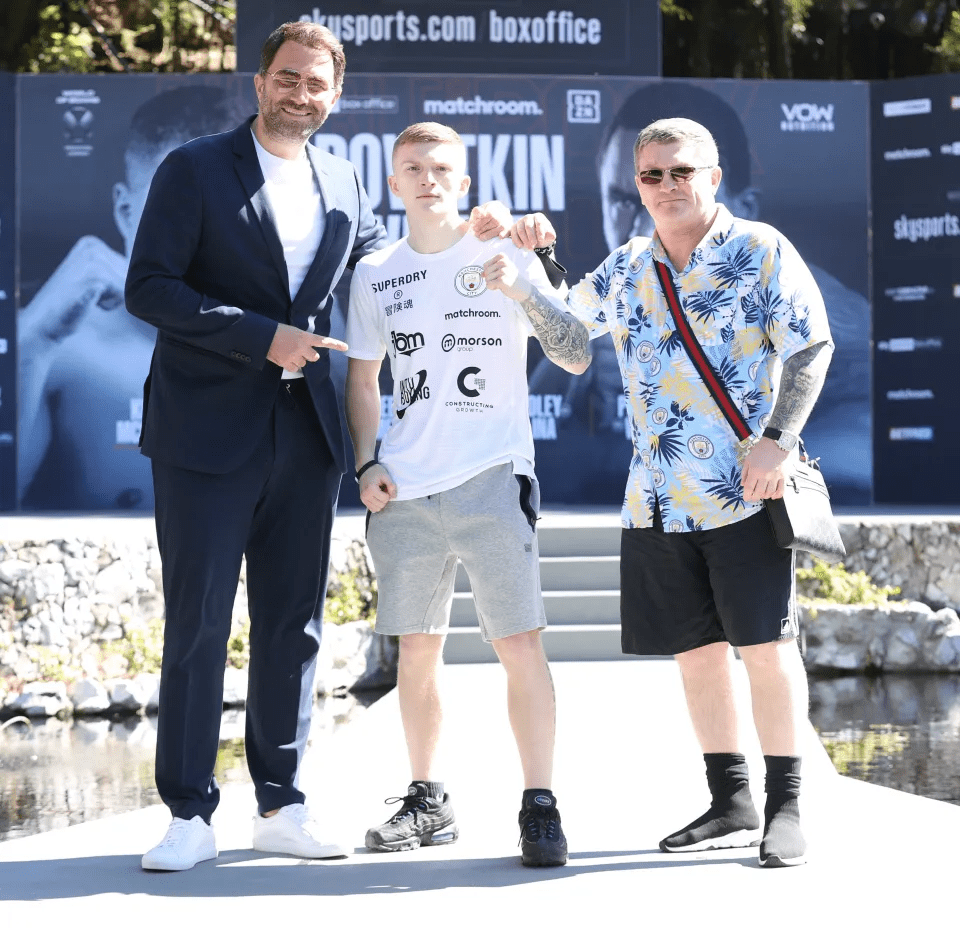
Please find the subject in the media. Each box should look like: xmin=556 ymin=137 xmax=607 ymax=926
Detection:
xmin=768 ymin=341 xmax=834 ymax=434
xmin=518 ymin=288 xmax=591 ymax=370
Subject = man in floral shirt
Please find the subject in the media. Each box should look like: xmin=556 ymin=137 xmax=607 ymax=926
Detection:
xmin=573 ymin=117 xmax=832 ymax=867
xmin=503 ymin=116 xmax=832 ymax=867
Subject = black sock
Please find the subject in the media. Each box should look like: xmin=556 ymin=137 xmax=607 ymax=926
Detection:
xmin=522 ymin=788 xmax=557 ymax=810
xmin=760 ymin=755 xmax=806 ymax=866
xmin=660 ymin=753 xmax=760 ymax=852
xmin=410 ymin=780 xmax=445 ymax=801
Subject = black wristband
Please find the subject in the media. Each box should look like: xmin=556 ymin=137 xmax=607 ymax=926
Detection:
xmin=355 ymin=459 xmax=378 ymax=483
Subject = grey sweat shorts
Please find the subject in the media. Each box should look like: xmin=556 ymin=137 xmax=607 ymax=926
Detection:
xmin=365 ymin=463 xmax=546 ymax=642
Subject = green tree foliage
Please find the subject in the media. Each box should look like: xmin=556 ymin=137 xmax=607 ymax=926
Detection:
xmin=937 ymin=9 xmax=960 ymax=70
xmin=796 ymin=561 xmax=900 ymax=607
xmin=4 ymin=1 xmax=957 ymax=77
xmin=0 ymin=0 xmax=236 ymax=73
xmin=661 ymin=0 xmax=959 ymax=79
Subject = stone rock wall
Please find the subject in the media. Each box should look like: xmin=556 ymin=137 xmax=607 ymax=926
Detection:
xmin=801 ymin=602 xmax=960 ymax=672
xmin=794 ymin=517 xmax=960 ymax=673
xmin=826 ymin=517 xmax=960 ymax=610
xmin=2 ymin=515 xmax=959 ymax=714
xmin=0 ymin=516 xmax=391 ymax=718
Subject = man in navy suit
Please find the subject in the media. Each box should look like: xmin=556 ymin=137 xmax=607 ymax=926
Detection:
xmin=126 ymin=21 xmax=386 ymax=871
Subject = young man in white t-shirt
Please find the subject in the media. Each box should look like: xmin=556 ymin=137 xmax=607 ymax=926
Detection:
xmin=345 ymin=122 xmax=591 ymax=867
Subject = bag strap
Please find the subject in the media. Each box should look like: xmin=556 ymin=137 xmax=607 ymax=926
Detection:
xmin=653 ymin=260 xmax=752 ymax=442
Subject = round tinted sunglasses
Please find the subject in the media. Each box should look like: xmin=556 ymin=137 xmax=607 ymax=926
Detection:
xmin=637 ymin=165 xmax=716 ymax=186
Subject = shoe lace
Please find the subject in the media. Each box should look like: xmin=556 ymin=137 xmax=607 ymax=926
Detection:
xmin=159 ymin=819 xmax=193 ymax=847
xmin=279 ymin=804 xmax=310 ymax=826
xmin=384 ymin=793 xmax=430 ymax=825
xmin=519 ymin=807 xmax=560 ymax=845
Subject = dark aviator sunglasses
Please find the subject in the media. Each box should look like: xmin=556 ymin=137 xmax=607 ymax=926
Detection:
xmin=637 ymin=165 xmax=715 ymax=186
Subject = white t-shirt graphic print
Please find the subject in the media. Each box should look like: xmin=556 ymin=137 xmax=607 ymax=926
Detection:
xmin=347 ymin=232 xmax=556 ymax=500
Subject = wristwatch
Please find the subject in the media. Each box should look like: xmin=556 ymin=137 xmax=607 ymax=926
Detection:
xmin=762 ymin=427 xmax=798 ymax=452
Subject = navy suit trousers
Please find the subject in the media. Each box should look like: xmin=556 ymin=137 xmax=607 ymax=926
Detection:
xmin=151 ymin=379 xmax=341 ymax=821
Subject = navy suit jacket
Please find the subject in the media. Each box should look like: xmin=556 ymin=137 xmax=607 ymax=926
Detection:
xmin=125 ymin=116 xmax=386 ymax=476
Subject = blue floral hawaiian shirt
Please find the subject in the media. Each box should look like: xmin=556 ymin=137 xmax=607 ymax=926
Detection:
xmin=566 ymin=205 xmax=833 ymax=532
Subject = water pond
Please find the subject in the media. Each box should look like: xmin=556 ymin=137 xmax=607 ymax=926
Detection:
xmin=2 ymin=672 xmax=959 ymax=842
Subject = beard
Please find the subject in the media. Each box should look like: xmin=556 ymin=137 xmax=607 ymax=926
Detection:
xmin=258 ymin=97 xmax=329 ymax=143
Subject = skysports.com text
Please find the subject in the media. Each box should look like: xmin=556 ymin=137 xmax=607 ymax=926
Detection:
xmin=299 ymin=8 xmax=602 ymax=47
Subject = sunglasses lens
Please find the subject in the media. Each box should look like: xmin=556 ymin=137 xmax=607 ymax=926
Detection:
xmin=639 ymin=171 xmax=662 ymax=185
xmin=671 ymin=168 xmax=696 ymax=181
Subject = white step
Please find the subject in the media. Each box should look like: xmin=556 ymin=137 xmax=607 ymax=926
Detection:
xmin=442 ymin=624 xmax=652 ymax=664
xmin=442 ymin=512 xmax=628 ymax=663
xmin=537 ymin=522 xmax=621 ymax=558
xmin=450 ymin=589 xmax=619 ymax=627
xmin=454 ymin=556 xmax=620 ymax=593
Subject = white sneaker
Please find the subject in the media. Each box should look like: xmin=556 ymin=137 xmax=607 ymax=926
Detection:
xmin=142 ymin=816 xmax=218 ymax=871
xmin=252 ymin=803 xmax=348 ymax=859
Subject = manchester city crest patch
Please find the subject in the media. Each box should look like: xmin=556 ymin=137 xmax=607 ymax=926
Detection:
xmin=454 ymin=265 xmax=486 ymax=297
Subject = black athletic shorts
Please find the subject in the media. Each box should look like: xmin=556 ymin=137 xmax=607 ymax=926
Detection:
xmin=619 ymin=509 xmax=797 ymax=656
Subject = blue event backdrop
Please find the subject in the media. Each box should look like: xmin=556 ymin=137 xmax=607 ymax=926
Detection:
xmin=0 ymin=72 xmax=15 ymax=511
xmin=870 ymin=73 xmax=960 ymax=504
xmin=14 ymin=69 xmax=952 ymax=512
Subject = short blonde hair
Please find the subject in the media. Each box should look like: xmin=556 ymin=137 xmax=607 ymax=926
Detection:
xmin=392 ymin=122 xmax=464 ymax=164
xmin=633 ymin=117 xmax=719 ymax=171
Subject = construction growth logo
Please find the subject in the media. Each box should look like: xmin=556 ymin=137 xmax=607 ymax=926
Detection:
xmin=448 ymin=366 xmax=493 ymax=412
xmin=457 ymin=366 xmax=485 ymax=397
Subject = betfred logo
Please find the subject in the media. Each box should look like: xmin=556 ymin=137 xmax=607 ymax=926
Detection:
xmin=780 ymin=103 xmax=834 ymax=132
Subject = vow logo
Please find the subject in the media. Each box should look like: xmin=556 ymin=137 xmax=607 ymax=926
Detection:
xmin=780 ymin=103 xmax=835 ymax=132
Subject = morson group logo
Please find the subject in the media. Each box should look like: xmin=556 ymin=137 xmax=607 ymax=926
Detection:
xmin=780 ymin=103 xmax=834 ymax=132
